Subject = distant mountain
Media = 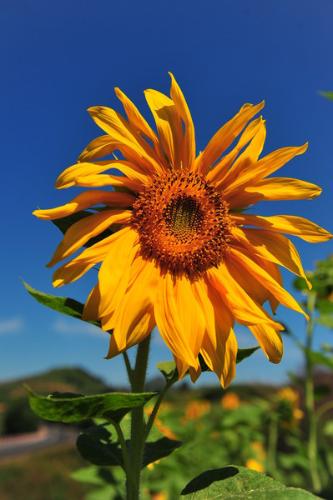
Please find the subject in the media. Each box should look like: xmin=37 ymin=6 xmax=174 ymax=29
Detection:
xmin=0 ymin=366 xmax=112 ymax=403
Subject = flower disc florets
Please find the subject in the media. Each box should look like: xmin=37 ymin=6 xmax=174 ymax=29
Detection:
xmin=131 ymin=171 xmax=232 ymax=279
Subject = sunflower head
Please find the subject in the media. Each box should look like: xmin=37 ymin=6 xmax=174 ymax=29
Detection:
xmin=33 ymin=73 xmax=332 ymax=387
xmin=131 ymin=170 xmax=232 ymax=279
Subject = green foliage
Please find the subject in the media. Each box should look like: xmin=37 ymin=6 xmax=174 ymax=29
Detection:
xmin=143 ymin=437 xmax=182 ymax=467
xmin=320 ymin=90 xmax=333 ymax=101
xmin=28 ymin=389 xmax=156 ymax=424
xmin=24 ymin=281 xmax=100 ymax=326
xmin=181 ymin=466 xmax=320 ymax=498
xmin=2 ymin=398 xmax=39 ymax=435
xmin=317 ymin=314 xmax=333 ymax=329
xmin=77 ymin=426 xmax=123 ymax=466
xmin=307 ymin=351 xmax=333 ymax=370
xmin=236 ymin=347 xmax=260 ymax=363
xmin=71 ymin=465 xmax=115 ymax=486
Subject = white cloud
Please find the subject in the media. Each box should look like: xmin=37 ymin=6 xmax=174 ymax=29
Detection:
xmin=52 ymin=318 xmax=103 ymax=337
xmin=0 ymin=317 xmax=24 ymax=334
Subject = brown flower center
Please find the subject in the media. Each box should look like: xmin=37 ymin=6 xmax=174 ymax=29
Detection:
xmin=131 ymin=171 xmax=232 ymax=279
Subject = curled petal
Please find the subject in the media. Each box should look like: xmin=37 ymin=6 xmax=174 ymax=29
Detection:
xmin=232 ymin=213 xmax=332 ymax=243
xmin=154 ymin=274 xmax=204 ymax=374
xmin=229 ymin=247 xmax=308 ymax=318
xmin=249 ymin=324 xmax=283 ymax=363
xmin=194 ymin=101 xmax=265 ymax=175
xmin=33 ymin=190 xmax=135 ymax=220
xmin=48 ymin=209 xmax=132 ymax=267
xmin=169 ymin=72 xmax=196 ymax=169
xmin=224 ymin=143 xmax=308 ymax=197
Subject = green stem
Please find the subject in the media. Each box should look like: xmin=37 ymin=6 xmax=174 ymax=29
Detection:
xmin=304 ymin=292 xmax=321 ymax=493
xmin=316 ymin=400 xmax=333 ymax=420
xmin=122 ymin=351 xmax=134 ymax=387
xmin=145 ymin=378 xmax=174 ymax=441
xmin=267 ymin=414 xmax=278 ymax=478
xmin=126 ymin=336 xmax=151 ymax=500
xmin=113 ymin=420 xmax=131 ymax=476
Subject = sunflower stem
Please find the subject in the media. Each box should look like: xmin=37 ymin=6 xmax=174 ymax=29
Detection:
xmin=145 ymin=378 xmax=174 ymax=441
xmin=304 ymin=292 xmax=321 ymax=493
xmin=267 ymin=413 xmax=279 ymax=479
xmin=126 ymin=336 xmax=151 ymax=500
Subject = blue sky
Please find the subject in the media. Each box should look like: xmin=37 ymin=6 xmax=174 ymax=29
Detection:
xmin=1 ymin=0 xmax=333 ymax=387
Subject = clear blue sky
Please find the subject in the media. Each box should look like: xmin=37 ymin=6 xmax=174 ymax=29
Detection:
xmin=1 ymin=0 xmax=333 ymax=387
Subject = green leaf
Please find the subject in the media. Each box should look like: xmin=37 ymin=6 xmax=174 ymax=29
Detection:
xmin=86 ymin=486 xmax=122 ymax=500
xmin=71 ymin=466 xmax=114 ymax=486
xmin=157 ymin=361 xmax=178 ymax=382
xmin=143 ymin=437 xmax=182 ymax=468
xmin=181 ymin=465 xmax=320 ymax=498
xmin=323 ymin=420 xmax=333 ymax=437
xmin=320 ymin=90 xmax=333 ymax=101
xmin=28 ymin=389 xmax=156 ymax=423
xmin=293 ymin=276 xmax=310 ymax=292
xmin=317 ymin=314 xmax=333 ymax=329
xmin=316 ymin=299 xmax=333 ymax=314
xmin=76 ymin=426 xmax=122 ymax=467
xmin=157 ymin=348 xmax=259 ymax=382
xmin=23 ymin=281 xmax=100 ymax=326
xmin=308 ymin=350 xmax=333 ymax=370
xmin=236 ymin=347 xmax=259 ymax=363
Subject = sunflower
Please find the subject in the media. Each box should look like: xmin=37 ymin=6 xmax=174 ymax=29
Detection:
xmin=34 ymin=74 xmax=331 ymax=387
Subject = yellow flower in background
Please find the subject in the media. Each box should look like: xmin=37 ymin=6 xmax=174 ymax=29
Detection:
xmin=183 ymin=400 xmax=211 ymax=421
xmin=245 ymin=458 xmax=265 ymax=473
xmin=277 ymin=387 xmax=304 ymax=426
xmin=145 ymin=405 xmax=177 ymax=441
xmin=221 ymin=392 xmax=241 ymax=409
xmin=277 ymin=387 xmax=299 ymax=405
xmin=34 ymin=74 xmax=332 ymax=387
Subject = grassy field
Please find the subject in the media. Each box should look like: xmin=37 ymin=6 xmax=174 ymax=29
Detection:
xmin=0 ymin=445 xmax=90 ymax=500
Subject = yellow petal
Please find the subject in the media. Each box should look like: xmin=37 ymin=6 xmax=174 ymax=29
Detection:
xmin=48 ymin=209 xmax=132 ymax=267
xmin=154 ymin=274 xmax=204 ymax=372
xmin=232 ymin=226 xmax=311 ymax=288
xmin=207 ymin=117 xmax=263 ymax=185
xmin=33 ymin=190 xmax=135 ymax=220
xmin=88 ymin=105 xmax=161 ymax=174
xmin=52 ymin=230 xmax=127 ymax=287
xmin=79 ymin=135 xmax=120 ymax=162
xmin=74 ymin=174 xmax=141 ymax=191
xmin=114 ymin=87 xmax=158 ymax=146
xmin=83 ymin=284 xmax=101 ymax=322
xmin=208 ymin=264 xmax=281 ymax=328
xmin=224 ymin=143 xmax=308 ymax=197
xmin=55 ymin=160 xmax=146 ymax=191
xmin=201 ymin=327 xmax=237 ymax=388
xmin=222 ymin=251 xmax=272 ymax=307
xmin=97 ymin=228 xmax=138 ymax=323
xmin=229 ymin=247 xmax=308 ymax=318
xmin=232 ymin=213 xmax=332 ymax=243
xmin=194 ymin=101 xmax=265 ymax=175
xmin=144 ymin=89 xmax=181 ymax=168
xmin=106 ymin=257 xmax=158 ymax=355
xmin=248 ymin=324 xmax=283 ymax=363
xmin=169 ymin=73 xmax=196 ymax=169
xmin=199 ymin=279 xmax=237 ymax=387
xmin=216 ymin=119 xmax=266 ymax=190
xmin=106 ymin=309 xmax=154 ymax=358
xmin=229 ymin=177 xmax=322 ymax=207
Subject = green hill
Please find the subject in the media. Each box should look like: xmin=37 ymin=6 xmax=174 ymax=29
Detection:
xmin=0 ymin=366 xmax=111 ymax=404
